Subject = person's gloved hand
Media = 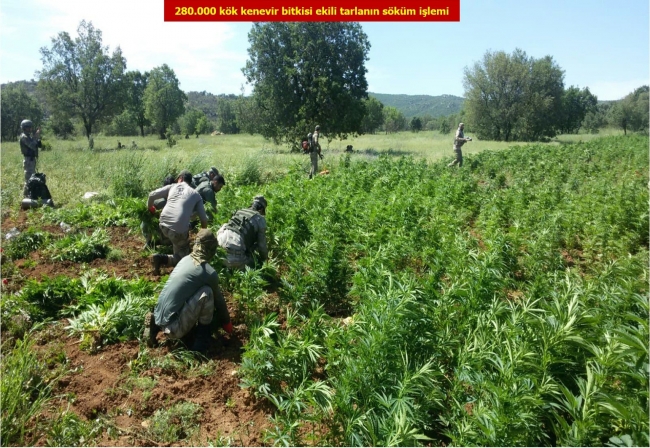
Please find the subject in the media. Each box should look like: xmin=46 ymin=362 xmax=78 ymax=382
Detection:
xmin=222 ymin=322 xmax=233 ymax=334
xmin=148 ymin=205 xmax=157 ymax=215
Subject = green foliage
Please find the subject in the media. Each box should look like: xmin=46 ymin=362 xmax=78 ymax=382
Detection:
xmin=1 ymin=83 xmax=43 ymax=141
xmin=370 ymin=92 xmax=464 ymax=119
xmin=234 ymin=156 xmax=262 ymax=186
xmin=608 ymin=85 xmax=649 ymax=135
xmin=410 ymin=116 xmax=423 ymax=132
xmin=49 ymin=229 xmax=111 ymax=262
xmin=38 ymin=20 xmax=126 ymax=139
xmin=146 ymin=401 xmax=203 ymax=444
xmin=558 ymin=86 xmax=598 ymax=134
xmin=243 ymin=22 xmax=370 ymax=146
xmin=3 ymin=228 xmax=51 ymax=260
xmin=111 ymin=151 xmax=145 ymax=197
xmin=125 ymin=70 xmax=150 ymax=137
xmin=17 ymin=275 xmax=85 ymax=321
xmin=46 ymin=409 xmax=101 ymax=446
xmin=360 ymin=96 xmax=384 ymax=134
xmin=180 ymin=107 xmax=207 ymax=136
xmin=105 ymin=109 xmax=138 ymax=136
xmin=464 ymin=48 xmax=564 ymax=141
xmin=217 ymin=99 xmax=239 ymax=134
xmin=144 ymin=64 xmax=187 ymax=139
xmin=66 ymin=293 xmax=156 ymax=348
xmin=235 ymin=135 xmax=648 ymax=446
xmin=1 ymin=331 xmax=53 ymax=446
xmin=383 ymin=106 xmax=406 ymax=133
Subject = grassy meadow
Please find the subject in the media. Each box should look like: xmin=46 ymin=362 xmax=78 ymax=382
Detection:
xmin=0 ymin=129 xmax=624 ymax=216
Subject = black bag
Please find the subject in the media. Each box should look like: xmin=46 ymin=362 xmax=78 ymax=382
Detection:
xmin=26 ymin=172 xmax=54 ymax=204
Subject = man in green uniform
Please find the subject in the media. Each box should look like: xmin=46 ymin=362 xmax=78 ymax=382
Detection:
xmin=143 ymin=229 xmax=233 ymax=353
xmin=216 ymin=196 xmax=268 ymax=269
xmin=192 ymin=166 xmax=220 ymax=188
xmin=448 ymin=122 xmax=472 ymax=168
xmin=19 ymin=120 xmax=42 ymax=197
xmin=309 ymin=125 xmax=322 ymax=179
xmin=195 ymin=174 xmax=226 ymax=221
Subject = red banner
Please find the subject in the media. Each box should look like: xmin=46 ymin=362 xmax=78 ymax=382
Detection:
xmin=164 ymin=0 xmax=460 ymax=22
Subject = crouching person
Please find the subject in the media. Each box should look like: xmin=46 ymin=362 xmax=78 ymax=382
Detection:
xmin=217 ymin=195 xmax=268 ymax=270
xmin=143 ymin=229 xmax=233 ymax=354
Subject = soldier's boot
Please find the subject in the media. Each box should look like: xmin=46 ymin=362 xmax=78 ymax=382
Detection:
xmin=192 ymin=323 xmax=213 ymax=354
xmin=152 ymin=254 xmax=168 ymax=275
xmin=143 ymin=312 xmax=160 ymax=348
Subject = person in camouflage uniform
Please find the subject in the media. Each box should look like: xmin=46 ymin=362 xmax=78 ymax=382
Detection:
xmin=147 ymin=170 xmax=208 ymax=275
xmin=191 ymin=166 xmax=220 ymax=188
xmin=448 ymin=122 xmax=472 ymax=167
xmin=217 ymin=196 xmax=268 ymax=269
xmin=19 ymin=120 xmax=42 ymax=197
xmin=143 ymin=229 xmax=233 ymax=353
xmin=309 ymin=125 xmax=322 ymax=179
xmin=195 ymin=174 xmax=226 ymax=221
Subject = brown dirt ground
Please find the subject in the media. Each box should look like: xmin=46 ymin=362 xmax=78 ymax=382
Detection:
xmin=2 ymin=212 xmax=275 ymax=446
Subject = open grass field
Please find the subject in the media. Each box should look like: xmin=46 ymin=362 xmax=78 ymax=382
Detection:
xmin=1 ymin=131 xmax=647 ymax=446
xmin=0 ymin=129 xmax=624 ymax=215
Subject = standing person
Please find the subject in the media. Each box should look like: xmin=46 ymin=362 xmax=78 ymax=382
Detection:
xmin=309 ymin=125 xmax=322 ymax=179
xmin=147 ymin=170 xmax=208 ymax=275
xmin=143 ymin=229 xmax=233 ymax=353
xmin=217 ymin=196 xmax=268 ymax=269
xmin=19 ymin=120 xmax=42 ymax=197
xmin=195 ymin=174 xmax=226 ymax=221
xmin=448 ymin=122 xmax=472 ymax=168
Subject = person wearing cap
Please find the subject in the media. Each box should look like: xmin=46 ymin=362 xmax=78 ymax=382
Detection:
xmin=192 ymin=166 xmax=220 ymax=188
xmin=143 ymin=229 xmax=233 ymax=353
xmin=217 ymin=195 xmax=268 ymax=269
xmin=147 ymin=170 xmax=208 ymax=274
xmin=19 ymin=120 xmax=42 ymax=197
xmin=448 ymin=122 xmax=472 ymax=168
xmin=195 ymin=173 xmax=226 ymax=221
xmin=309 ymin=125 xmax=322 ymax=179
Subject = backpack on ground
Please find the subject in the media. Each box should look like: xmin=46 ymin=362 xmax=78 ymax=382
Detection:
xmin=22 ymin=172 xmax=54 ymax=209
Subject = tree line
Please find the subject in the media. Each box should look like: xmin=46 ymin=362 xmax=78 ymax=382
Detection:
xmin=1 ymin=23 xmax=647 ymax=143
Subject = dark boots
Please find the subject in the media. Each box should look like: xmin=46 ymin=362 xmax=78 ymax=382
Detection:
xmin=152 ymin=254 xmax=168 ymax=275
xmin=192 ymin=323 xmax=213 ymax=354
xmin=143 ymin=312 xmax=160 ymax=347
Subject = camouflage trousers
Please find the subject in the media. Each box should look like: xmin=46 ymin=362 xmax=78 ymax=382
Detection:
xmin=448 ymin=147 xmax=463 ymax=167
xmin=160 ymin=226 xmax=190 ymax=267
xmin=161 ymin=286 xmax=214 ymax=339
xmin=309 ymin=151 xmax=319 ymax=178
xmin=223 ymin=250 xmax=253 ymax=270
xmin=23 ymin=157 xmax=36 ymax=196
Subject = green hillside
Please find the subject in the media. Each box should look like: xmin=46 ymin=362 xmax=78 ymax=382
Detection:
xmin=369 ymin=92 xmax=464 ymax=118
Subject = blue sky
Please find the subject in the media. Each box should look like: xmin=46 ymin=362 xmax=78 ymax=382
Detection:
xmin=1 ymin=0 xmax=648 ymax=100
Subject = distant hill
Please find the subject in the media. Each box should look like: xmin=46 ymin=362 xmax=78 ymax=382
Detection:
xmin=369 ymin=92 xmax=464 ymax=118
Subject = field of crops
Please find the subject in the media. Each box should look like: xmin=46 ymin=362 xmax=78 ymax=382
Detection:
xmin=1 ymin=134 xmax=648 ymax=446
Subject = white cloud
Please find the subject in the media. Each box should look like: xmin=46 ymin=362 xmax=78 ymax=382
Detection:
xmin=3 ymin=0 xmax=249 ymax=93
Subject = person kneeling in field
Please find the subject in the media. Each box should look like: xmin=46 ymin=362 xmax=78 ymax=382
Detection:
xmin=217 ymin=195 xmax=268 ymax=270
xmin=143 ymin=229 xmax=233 ymax=353
xmin=147 ymin=170 xmax=208 ymax=275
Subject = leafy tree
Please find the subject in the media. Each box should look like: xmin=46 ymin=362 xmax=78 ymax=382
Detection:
xmin=558 ymin=86 xmax=598 ymax=134
xmin=243 ymin=22 xmax=370 ymax=147
xmin=383 ymin=106 xmax=406 ymax=133
xmin=144 ymin=64 xmax=186 ymax=139
xmin=196 ymin=115 xmax=212 ymax=135
xmin=179 ymin=108 xmax=205 ymax=136
xmin=463 ymin=49 xmax=564 ymax=141
xmin=106 ymin=110 xmax=138 ymax=136
xmin=46 ymin=111 xmax=75 ymax=139
xmin=439 ymin=118 xmax=451 ymax=135
xmin=217 ymin=99 xmax=239 ymax=134
xmin=125 ymin=70 xmax=150 ymax=137
xmin=38 ymin=20 xmax=126 ymax=140
xmin=236 ymin=90 xmax=263 ymax=135
xmin=581 ymin=103 xmax=610 ymax=134
xmin=360 ymin=97 xmax=384 ymax=134
xmin=410 ymin=117 xmax=423 ymax=132
xmin=1 ymin=84 xmax=43 ymax=141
